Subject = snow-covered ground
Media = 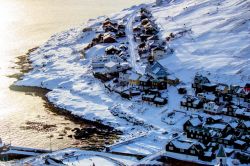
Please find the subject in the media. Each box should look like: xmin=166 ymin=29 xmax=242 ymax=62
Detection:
xmin=153 ymin=0 xmax=250 ymax=84
xmin=14 ymin=148 xmax=139 ymax=166
xmin=15 ymin=0 xmax=249 ymax=165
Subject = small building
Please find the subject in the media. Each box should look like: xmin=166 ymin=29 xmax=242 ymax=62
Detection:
xmin=145 ymin=61 xmax=169 ymax=79
xmin=142 ymin=94 xmax=155 ymax=102
xmin=105 ymin=45 xmax=120 ymax=55
xmin=139 ymin=75 xmax=151 ymax=88
xmin=234 ymin=140 xmax=247 ymax=150
xmin=178 ymin=87 xmax=187 ymax=94
xmin=103 ymin=33 xmax=116 ymax=43
xmin=154 ymin=97 xmax=167 ymax=106
xmin=192 ymin=73 xmax=210 ymax=90
xmin=128 ymin=72 xmax=141 ymax=86
xmin=183 ymin=117 xmax=203 ymax=132
xmin=216 ymin=84 xmax=229 ymax=95
xmin=180 ymin=95 xmax=203 ymax=110
xmin=165 ymin=136 xmax=206 ymax=160
xmin=151 ymin=47 xmax=165 ymax=60
xmin=206 ymin=116 xmax=222 ymax=124
xmin=104 ymin=61 xmax=119 ymax=73
xmin=201 ymin=83 xmax=217 ymax=92
xmin=203 ymin=102 xmax=222 ymax=115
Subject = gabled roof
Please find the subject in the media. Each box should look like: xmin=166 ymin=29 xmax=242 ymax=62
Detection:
xmin=217 ymin=145 xmax=227 ymax=158
xmin=129 ymin=72 xmax=140 ymax=80
xmin=145 ymin=61 xmax=169 ymax=79
xmin=104 ymin=61 xmax=118 ymax=68
xmin=188 ymin=118 xmax=202 ymax=127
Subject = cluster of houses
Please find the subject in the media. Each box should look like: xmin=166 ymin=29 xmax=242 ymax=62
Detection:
xmin=168 ymin=74 xmax=250 ymax=164
xmin=180 ymin=73 xmax=250 ymax=120
xmin=133 ymin=8 xmax=170 ymax=62
xmin=85 ymin=18 xmax=126 ymax=50
xmin=87 ymin=8 xmax=180 ymax=107
xmin=104 ymin=61 xmax=174 ymax=106
xmin=165 ymin=114 xmax=250 ymax=164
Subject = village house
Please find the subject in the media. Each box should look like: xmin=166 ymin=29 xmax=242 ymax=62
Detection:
xmin=192 ymin=73 xmax=210 ymax=92
xmin=154 ymin=97 xmax=168 ymax=106
xmin=180 ymin=95 xmax=203 ymax=110
xmin=234 ymin=140 xmax=247 ymax=150
xmin=139 ymin=75 xmax=151 ymax=89
xmin=221 ymin=104 xmax=238 ymax=116
xmin=235 ymin=108 xmax=250 ymax=120
xmin=107 ymin=54 xmax=123 ymax=63
xmin=236 ymin=86 xmax=249 ymax=101
xmin=128 ymin=72 xmax=141 ymax=86
xmin=216 ymin=84 xmax=229 ymax=96
xmin=236 ymin=121 xmax=250 ymax=134
xmin=104 ymin=61 xmax=119 ymax=73
xmin=197 ymin=93 xmax=217 ymax=103
xmin=148 ymin=35 xmax=159 ymax=43
xmin=203 ymin=102 xmax=223 ymax=115
xmin=166 ymin=74 xmax=180 ymax=86
xmin=145 ymin=61 xmax=169 ymax=79
xmin=105 ymin=45 xmax=120 ymax=55
xmin=150 ymin=78 xmax=168 ymax=90
xmin=104 ymin=61 xmax=130 ymax=74
xmin=151 ymin=46 xmax=165 ymax=60
xmin=165 ymin=136 xmax=207 ymax=160
xmin=102 ymin=18 xmax=117 ymax=28
xmin=102 ymin=33 xmax=117 ymax=43
xmin=142 ymin=94 xmax=155 ymax=103
xmin=206 ymin=116 xmax=222 ymax=124
xmin=184 ymin=116 xmax=238 ymax=146
xmin=116 ymin=31 xmax=126 ymax=38
xmin=178 ymin=87 xmax=187 ymax=94
xmin=91 ymin=56 xmax=107 ymax=69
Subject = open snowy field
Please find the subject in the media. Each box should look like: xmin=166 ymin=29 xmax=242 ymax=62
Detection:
xmin=15 ymin=0 xmax=249 ymax=161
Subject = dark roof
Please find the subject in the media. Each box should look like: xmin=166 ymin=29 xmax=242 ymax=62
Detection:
xmin=217 ymin=145 xmax=227 ymax=158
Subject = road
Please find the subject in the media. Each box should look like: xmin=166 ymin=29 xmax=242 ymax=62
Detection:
xmin=126 ymin=9 xmax=145 ymax=75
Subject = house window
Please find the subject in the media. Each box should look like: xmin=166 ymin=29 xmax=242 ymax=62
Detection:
xmin=191 ymin=134 xmax=193 ymax=137
xmin=190 ymin=150 xmax=195 ymax=154
xmin=180 ymin=149 xmax=184 ymax=153
xmin=169 ymin=146 xmax=173 ymax=151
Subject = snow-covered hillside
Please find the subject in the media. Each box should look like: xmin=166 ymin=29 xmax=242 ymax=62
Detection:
xmin=153 ymin=0 xmax=250 ymax=84
xmin=15 ymin=0 xmax=249 ymax=165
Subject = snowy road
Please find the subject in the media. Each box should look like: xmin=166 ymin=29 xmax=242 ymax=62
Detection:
xmin=126 ymin=9 xmax=145 ymax=75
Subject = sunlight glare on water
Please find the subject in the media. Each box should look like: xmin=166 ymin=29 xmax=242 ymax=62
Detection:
xmin=0 ymin=0 xmax=152 ymax=149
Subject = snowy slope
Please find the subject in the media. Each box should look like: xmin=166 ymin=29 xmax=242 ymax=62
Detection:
xmin=16 ymin=148 xmax=139 ymax=166
xmin=152 ymin=0 xmax=250 ymax=84
xmin=15 ymin=0 xmax=249 ymax=161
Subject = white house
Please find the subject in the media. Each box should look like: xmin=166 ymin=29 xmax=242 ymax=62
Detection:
xmin=204 ymin=102 xmax=222 ymax=115
xmin=104 ymin=61 xmax=119 ymax=73
xmin=107 ymin=54 xmax=123 ymax=63
xmin=151 ymin=47 xmax=165 ymax=60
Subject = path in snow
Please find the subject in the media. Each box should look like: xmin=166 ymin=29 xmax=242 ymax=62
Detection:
xmin=126 ymin=8 xmax=145 ymax=75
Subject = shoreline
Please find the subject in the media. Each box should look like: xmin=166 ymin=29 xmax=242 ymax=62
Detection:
xmin=9 ymin=47 xmax=121 ymax=150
